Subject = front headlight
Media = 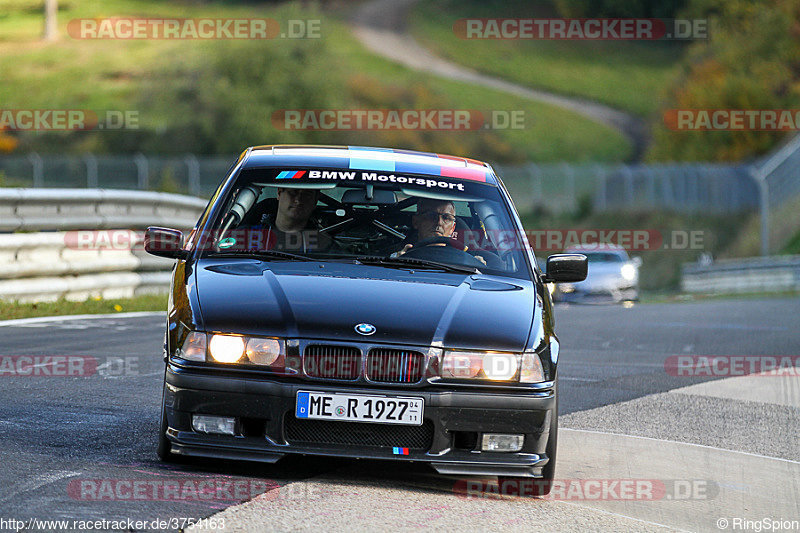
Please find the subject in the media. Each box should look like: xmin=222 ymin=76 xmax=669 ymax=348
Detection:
xmin=441 ymin=349 xmax=546 ymax=383
xmin=621 ymin=263 xmax=637 ymax=281
xmin=441 ymin=351 xmax=519 ymax=381
xmin=245 ymin=337 xmax=282 ymax=366
xmin=483 ymin=352 xmax=519 ymax=380
xmin=209 ymin=334 xmax=246 ymax=363
xmin=177 ymin=332 xmax=285 ymax=368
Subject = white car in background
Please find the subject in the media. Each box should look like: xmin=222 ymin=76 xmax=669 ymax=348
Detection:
xmin=549 ymin=245 xmax=641 ymax=303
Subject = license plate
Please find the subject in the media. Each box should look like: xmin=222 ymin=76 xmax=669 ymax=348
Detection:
xmin=295 ymin=391 xmax=423 ymax=426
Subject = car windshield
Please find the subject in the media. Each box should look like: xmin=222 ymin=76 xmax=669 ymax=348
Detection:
xmin=198 ymin=167 xmax=530 ymax=279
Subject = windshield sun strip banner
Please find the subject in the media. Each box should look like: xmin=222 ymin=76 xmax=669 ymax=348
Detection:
xmin=251 ymin=147 xmax=494 ymax=183
xmin=251 ymin=169 xmax=496 ymax=192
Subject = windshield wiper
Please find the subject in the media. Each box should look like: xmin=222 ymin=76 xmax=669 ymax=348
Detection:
xmin=206 ymin=250 xmax=315 ymax=262
xmin=354 ymin=255 xmax=480 ymax=275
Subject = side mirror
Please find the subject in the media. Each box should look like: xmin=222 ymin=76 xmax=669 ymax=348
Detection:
xmin=144 ymin=226 xmax=187 ymax=259
xmin=542 ymin=253 xmax=587 ymax=283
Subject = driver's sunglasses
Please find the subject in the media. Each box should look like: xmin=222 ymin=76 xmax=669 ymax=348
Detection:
xmin=418 ymin=211 xmax=456 ymax=225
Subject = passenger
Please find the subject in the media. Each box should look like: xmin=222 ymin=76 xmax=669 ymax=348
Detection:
xmin=256 ymin=187 xmax=333 ymax=253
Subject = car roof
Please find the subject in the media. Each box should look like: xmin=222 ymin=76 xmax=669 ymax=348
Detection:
xmin=240 ymin=145 xmax=498 ymax=185
xmin=565 ymin=245 xmax=629 ymax=254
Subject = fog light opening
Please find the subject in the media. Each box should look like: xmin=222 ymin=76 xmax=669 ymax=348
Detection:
xmin=481 ymin=433 xmax=524 ymax=452
xmin=192 ymin=414 xmax=236 ymax=436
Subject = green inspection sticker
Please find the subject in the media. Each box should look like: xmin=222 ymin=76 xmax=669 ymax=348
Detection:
xmin=218 ymin=237 xmax=236 ymax=249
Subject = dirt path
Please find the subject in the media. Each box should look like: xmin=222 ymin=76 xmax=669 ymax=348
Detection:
xmin=351 ymin=0 xmax=648 ymax=160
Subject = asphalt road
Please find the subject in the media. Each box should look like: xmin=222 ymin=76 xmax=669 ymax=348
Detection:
xmin=0 ymin=297 xmax=797 ymax=531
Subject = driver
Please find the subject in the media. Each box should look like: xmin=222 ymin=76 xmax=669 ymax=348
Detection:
xmin=393 ymin=198 xmax=486 ymax=264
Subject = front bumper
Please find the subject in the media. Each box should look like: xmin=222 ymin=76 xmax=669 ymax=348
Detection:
xmin=163 ymin=363 xmax=555 ymax=478
xmin=559 ymin=282 xmax=638 ymax=302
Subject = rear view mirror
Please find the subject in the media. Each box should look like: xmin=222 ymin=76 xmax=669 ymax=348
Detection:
xmin=144 ymin=226 xmax=187 ymax=259
xmin=543 ymin=254 xmax=587 ymax=283
xmin=341 ymin=188 xmax=397 ymax=205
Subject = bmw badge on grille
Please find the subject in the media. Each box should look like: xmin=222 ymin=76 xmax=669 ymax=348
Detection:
xmin=355 ymin=323 xmax=376 ymax=335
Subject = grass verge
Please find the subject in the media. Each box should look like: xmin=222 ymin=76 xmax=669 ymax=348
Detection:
xmin=409 ymin=0 xmax=683 ymax=117
xmin=0 ymin=293 xmax=167 ymax=320
xmin=0 ymin=0 xmax=630 ymax=162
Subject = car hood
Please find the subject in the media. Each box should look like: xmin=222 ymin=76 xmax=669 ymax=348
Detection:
xmin=194 ymin=259 xmax=535 ymax=352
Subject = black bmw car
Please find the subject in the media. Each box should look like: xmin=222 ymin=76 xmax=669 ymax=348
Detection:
xmin=146 ymin=145 xmax=586 ymax=494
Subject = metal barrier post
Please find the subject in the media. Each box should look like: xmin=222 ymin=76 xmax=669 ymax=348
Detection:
xmin=84 ymin=154 xmax=98 ymax=188
xmin=28 ymin=152 xmax=43 ymax=187
xmin=134 ymin=153 xmax=148 ymax=190
xmin=185 ymin=155 xmax=200 ymax=197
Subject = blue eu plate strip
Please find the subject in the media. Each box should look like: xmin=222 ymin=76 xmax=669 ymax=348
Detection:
xmin=295 ymin=392 xmax=309 ymax=418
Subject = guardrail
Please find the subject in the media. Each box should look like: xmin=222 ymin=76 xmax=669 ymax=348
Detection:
xmin=0 ymin=188 xmax=206 ymax=232
xmin=681 ymin=255 xmax=800 ymax=294
xmin=0 ymin=189 xmax=207 ymax=302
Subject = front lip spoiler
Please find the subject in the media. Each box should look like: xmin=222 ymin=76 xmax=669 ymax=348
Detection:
xmin=170 ymin=442 xmax=285 ymax=464
xmin=431 ymin=459 xmax=545 ymax=477
xmin=169 ymin=438 xmax=547 ymax=478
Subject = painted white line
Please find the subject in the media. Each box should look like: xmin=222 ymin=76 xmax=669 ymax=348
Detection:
xmin=562 ymin=427 xmax=800 ymax=465
xmin=0 ymin=311 xmax=163 ymax=327
xmin=0 ymin=470 xmax=81 ymax=504
xmin=559 ymin=376 xmax=602 ymax=383
xmin=553 ymin=500 xmax=691 ymax=532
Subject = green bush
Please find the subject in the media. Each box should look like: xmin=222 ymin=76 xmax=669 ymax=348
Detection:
xmin=647 ymin=0 xmax=800 ymax=162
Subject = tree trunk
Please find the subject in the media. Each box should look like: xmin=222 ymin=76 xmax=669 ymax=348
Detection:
xmin=43 ymin=0 xmax=57 ymax=41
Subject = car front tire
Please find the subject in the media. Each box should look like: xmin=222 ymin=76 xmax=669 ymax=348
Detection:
xmin=157 ymin=381 xmax=184 ymax=463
